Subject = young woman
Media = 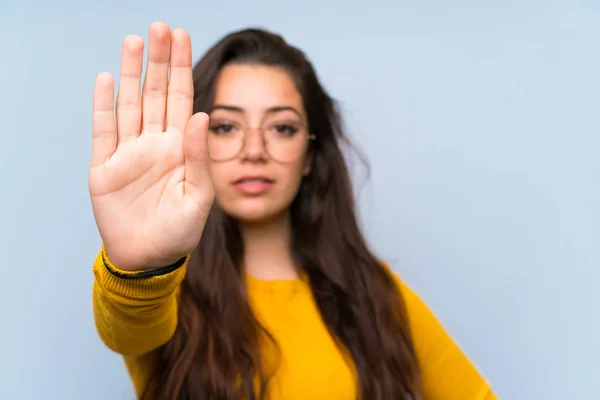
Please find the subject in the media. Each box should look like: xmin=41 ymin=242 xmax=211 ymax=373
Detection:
xmin=90 ymin=21 xmax=497 ymax=400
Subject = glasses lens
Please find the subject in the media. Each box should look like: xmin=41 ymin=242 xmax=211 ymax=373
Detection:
xmin=207 ymin=122 xmax=244 ymax=161
xmin=264 ymin=122 xmax=309 ymax=162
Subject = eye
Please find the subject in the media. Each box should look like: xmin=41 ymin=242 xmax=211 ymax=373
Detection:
xmin=209 ymin=123 xmax=237 ymax=135
xmin=273 ymin=124 xmax=299 ymax=136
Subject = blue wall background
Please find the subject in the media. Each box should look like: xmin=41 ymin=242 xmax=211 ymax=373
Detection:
xmin=1 ymin=1 xmax=598 ymax=399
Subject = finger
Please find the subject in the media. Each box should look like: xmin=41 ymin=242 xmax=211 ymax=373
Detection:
xmin=166 ymin=28 xmax=193 ymax=134
xmin=183 ymin=112 xmax=212 ymax=202
xmin=91 ymin=72 xmax=117 ymax=167
xmin=141 ymin=21 xmax=171 ymax=134
xmin=116 ymin=35 xmax=144 ymax=142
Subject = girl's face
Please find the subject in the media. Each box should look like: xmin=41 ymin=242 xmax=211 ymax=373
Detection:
xmin=207 ymin=64 xmax=312 ymax=224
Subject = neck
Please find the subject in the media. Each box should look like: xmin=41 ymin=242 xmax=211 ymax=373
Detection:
xmin=239 ymin=211 xmax=298 ymax=281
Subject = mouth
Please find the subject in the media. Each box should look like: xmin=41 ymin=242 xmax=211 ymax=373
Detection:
xmin=232 ymin=175 xmax=275 ymax=194
xmin=233 ymin=176 xmax=274 ymax=185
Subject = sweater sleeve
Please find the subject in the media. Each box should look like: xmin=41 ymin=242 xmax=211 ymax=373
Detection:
xmin=393 ymin=274 xmax=498 ymax=400
xmin=92 ymin=245 xmax=189 ymax=357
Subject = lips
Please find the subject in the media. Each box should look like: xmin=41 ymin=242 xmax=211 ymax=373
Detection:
xmin=233 ymin=175 xmax=274 ymax=195
xmin=233 ymin=176 xmax=274 ymax=184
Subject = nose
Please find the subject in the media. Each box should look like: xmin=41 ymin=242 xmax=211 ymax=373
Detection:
xmin=241 ymin=127 xmax=268 ymax=160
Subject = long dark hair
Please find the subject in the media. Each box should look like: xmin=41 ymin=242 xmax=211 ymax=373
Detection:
xmin=143 ymin=28 xmax=423 ymax=400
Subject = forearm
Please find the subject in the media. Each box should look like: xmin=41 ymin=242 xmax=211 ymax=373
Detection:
xmin=92 ymin=246 xmax=188 ymax=356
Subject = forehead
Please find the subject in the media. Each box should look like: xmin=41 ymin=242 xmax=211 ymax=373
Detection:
xmin=213 ymin=64 xmax=305 ymax=115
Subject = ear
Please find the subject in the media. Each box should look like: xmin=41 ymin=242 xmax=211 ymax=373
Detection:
xmin=302 ymin=151 xmax=313 ymax=176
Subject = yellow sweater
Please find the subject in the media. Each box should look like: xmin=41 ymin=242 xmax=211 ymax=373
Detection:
xmin=92 ymin=247 xmax=497 ymax=399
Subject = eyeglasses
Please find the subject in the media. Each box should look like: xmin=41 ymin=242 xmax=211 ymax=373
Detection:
xmin=207 ymin=119 xmax=316 ymax=163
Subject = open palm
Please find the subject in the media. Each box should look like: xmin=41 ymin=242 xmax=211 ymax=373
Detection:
xmin=89 ymin=22 xmax=214 ymax=270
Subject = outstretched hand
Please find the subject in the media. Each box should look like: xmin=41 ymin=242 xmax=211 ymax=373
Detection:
xmin=89 ymin=22 xmax=214 ymax=270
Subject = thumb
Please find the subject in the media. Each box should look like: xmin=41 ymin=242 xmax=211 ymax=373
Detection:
xmin=183 ymin=112 xmax=212 ymax=200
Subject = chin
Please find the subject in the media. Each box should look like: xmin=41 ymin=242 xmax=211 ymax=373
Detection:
xmin=218 ymin=197 xmax=287 ymax=225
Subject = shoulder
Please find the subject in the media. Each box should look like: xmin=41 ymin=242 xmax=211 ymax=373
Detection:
xmin=379 ymin=261 xmax=446 ymax=337
xmin=379 ymin=261 xmax=423 ymax=312
xmin=379 ymin=262 xmax=498 ymax=398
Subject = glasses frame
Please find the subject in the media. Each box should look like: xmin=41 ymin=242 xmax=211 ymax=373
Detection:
xmin=208 ymin=123 xmax=317 ymax=163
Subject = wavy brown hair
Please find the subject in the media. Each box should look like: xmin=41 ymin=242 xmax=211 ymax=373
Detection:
xmin=142 ymin=28 xmax=423 ymax=400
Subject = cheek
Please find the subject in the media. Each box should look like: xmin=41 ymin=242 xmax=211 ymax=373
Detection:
xmin=276 ymin=161 xmax=306 ymax=197
xmin=207 ymin=163 xmax=230 ymax=197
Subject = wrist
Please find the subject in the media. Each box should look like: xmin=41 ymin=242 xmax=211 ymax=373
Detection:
xmin=102 ymin=242 xmax=189 ymax=272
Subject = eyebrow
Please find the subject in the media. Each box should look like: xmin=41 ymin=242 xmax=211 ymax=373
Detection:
xmin=210 ymin=104 xmax=303 ymax=118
